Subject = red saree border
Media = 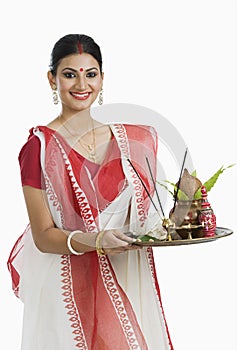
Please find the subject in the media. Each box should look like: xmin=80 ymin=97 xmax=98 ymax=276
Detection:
xmin=98 ymin=255 xmax=147 ymax=349
xmin=111 ymin=124 xmax=147 ymax=228
xmin=61 ymin=254 xmax=88 ymax=349
xmin=52 ymin=133 xmax=98 ymax=233
xmin=146 ymin=247 xmax=174 ymax=350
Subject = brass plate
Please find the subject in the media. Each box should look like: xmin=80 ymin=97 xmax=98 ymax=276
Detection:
xmin=133 ymin=227 xmax=233 ymax=247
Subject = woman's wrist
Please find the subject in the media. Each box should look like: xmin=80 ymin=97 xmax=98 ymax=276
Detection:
xmin=95 ymin=231 xmax=106 ymax=256
xmin=67 ymin=231 xmax=85 ymax=255
xmin=66 ymin=230 xmax=98 ymax=255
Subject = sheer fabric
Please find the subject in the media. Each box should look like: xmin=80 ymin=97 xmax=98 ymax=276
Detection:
xmin=8 ymin=123 xmax=173 ymax=350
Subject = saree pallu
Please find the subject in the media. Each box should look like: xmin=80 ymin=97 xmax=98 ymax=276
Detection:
xmin=8 ymin=123 xmax=174 ymax=350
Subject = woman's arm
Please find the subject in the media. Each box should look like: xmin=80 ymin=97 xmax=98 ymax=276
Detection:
xmin=22 ymin=186 xmax=98 ymax=254
xmin=22 ymin=186 xmax=137 ymax=255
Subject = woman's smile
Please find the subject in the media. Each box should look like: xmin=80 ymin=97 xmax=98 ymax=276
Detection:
xmin=50 ymin=53 xmax=103 ymax=114
xmin=70 ymin=91 xmax=91 ymax=100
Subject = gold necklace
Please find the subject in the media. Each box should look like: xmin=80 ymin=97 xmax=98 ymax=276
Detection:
xmin=58 ymin=117 xmax=97 ymax=162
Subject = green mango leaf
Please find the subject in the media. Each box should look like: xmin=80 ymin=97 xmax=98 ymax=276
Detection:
xmin=156 ymin=181 xmax=174 ymax=197
xmin=194 ymin=163 xmax=236 ymax=199
xmin=164 ymin=180 xmax=189 ymax=200
xmin=157 ymin=164 xmax=236 ymax=201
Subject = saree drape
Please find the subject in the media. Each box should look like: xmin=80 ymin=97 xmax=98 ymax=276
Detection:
xmin=8 ymin=123 xmax=173 ymax=350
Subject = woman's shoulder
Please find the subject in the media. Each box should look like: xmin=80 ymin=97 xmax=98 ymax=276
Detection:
xmin=18 ymin=128 xmax=40 ymax=161
xmin=18 ymin=126 xmax=53 ymax=159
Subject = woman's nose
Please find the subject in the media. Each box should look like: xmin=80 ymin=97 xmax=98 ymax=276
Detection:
xmin=75 ymin=76 xmax=88 ymax=90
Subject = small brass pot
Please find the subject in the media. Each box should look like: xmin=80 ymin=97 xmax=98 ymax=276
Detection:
xmin=169 ymin=199 xmax=204 ymax=239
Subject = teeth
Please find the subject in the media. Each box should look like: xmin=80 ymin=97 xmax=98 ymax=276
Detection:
xmin=72 ymin=92 xmax=89 ymax=98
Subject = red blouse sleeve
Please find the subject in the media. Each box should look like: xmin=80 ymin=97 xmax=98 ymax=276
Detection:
xmin=18 ymin=132 xmax=45 ymax=190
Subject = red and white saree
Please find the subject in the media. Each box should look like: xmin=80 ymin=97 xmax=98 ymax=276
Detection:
xmin=8 ymin=123 xmax=173 ymax=350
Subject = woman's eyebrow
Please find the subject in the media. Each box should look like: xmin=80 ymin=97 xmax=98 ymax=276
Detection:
xmin=61 ymin=67 xmax=99 ymax=73
xmin=85 ymin=67 xmax=99 ymax=72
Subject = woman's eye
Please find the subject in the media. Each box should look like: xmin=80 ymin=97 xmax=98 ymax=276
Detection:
xmin=64 ymin=72 xmax=76 ymax=78
xmin=86 ymin=72 xmax=97 ymax=78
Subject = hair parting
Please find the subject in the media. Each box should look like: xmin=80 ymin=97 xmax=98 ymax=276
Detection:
xmin=49 ymin=34 xmax=103 ymax=76
xmin=77 ymin=41 xmax=83 ymax=55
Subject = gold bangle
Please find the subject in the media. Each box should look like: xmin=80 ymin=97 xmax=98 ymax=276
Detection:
xmin=95 ymin=231 xmax=106 ymax=256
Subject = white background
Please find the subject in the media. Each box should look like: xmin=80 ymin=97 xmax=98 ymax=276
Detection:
xmin=1 ymin=1 xmax=237 ymax=349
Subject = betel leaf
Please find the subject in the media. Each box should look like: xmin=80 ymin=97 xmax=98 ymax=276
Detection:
xmin=137 ymin=234 xmax=159 ymax=242
xmin=193 ymin=164 xmax=236 ymax=199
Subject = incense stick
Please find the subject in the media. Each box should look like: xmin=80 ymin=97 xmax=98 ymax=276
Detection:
xmin=126 ymin=158 xmax=159 ymax=213
xmin=172 ymin=147 xmax=188 ymax=212
xmin=145 ymin=156 xmax=165 ymax=218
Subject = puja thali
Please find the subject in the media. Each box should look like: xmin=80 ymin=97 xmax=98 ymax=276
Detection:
xmin=133 ymin=227 xmax=233 ymax=247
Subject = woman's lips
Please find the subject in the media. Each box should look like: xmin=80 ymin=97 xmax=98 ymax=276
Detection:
xmin=70 ymin=92 xmax=90 ymax=100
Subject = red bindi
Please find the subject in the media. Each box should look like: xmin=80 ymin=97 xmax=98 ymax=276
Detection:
xmin=79 ymin=68 xmax=84 ymax=72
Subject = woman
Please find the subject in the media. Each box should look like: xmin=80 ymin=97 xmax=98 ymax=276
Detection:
xmin=8 ymin=34 xmax=173 ymax=350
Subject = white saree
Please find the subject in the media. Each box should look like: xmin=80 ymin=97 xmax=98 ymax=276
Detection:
xmin=8 ymin=123 xmax=173 ymax=350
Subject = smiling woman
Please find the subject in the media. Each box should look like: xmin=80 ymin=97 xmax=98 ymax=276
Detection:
xmin=7 ymin=34 xmax=173 ymax=350
xmin=48 ymin=34 xmax=104 ymax=116
xmin=48 ymin=54 xmax=103 ymax=111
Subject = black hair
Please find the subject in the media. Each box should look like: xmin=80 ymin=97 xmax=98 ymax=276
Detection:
xmin=49 ymin=34 xmax=103 ymax=76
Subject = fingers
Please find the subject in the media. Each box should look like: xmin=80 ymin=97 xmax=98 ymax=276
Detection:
xmin=104 ymin=244 xmax=142 ymax=256
xmin=102 ymin=232 xmax=128 ymax=250
xmin=112 ymin=230 xmax=137 ymax=244
xmin=101 ymin=230 xmax=141 ymax=256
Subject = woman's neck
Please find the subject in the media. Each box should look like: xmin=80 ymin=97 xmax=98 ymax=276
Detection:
xmin=58 ymin=108 xmax=93 ymax=134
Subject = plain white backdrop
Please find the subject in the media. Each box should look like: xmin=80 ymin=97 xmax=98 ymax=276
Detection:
xmin=1 ymin=1 xmax=236 ymax=349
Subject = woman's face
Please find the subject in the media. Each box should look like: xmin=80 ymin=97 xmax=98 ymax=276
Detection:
xmin=48 ymin=53 xmax=103 ymax=114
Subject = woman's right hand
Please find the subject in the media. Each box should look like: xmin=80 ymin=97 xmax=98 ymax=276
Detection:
xmin=100 ymin=230 xmax=141 ymax=255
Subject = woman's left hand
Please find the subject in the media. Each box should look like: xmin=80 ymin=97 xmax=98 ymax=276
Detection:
xmin=100 ymin=230 xmax=141 ymax=255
